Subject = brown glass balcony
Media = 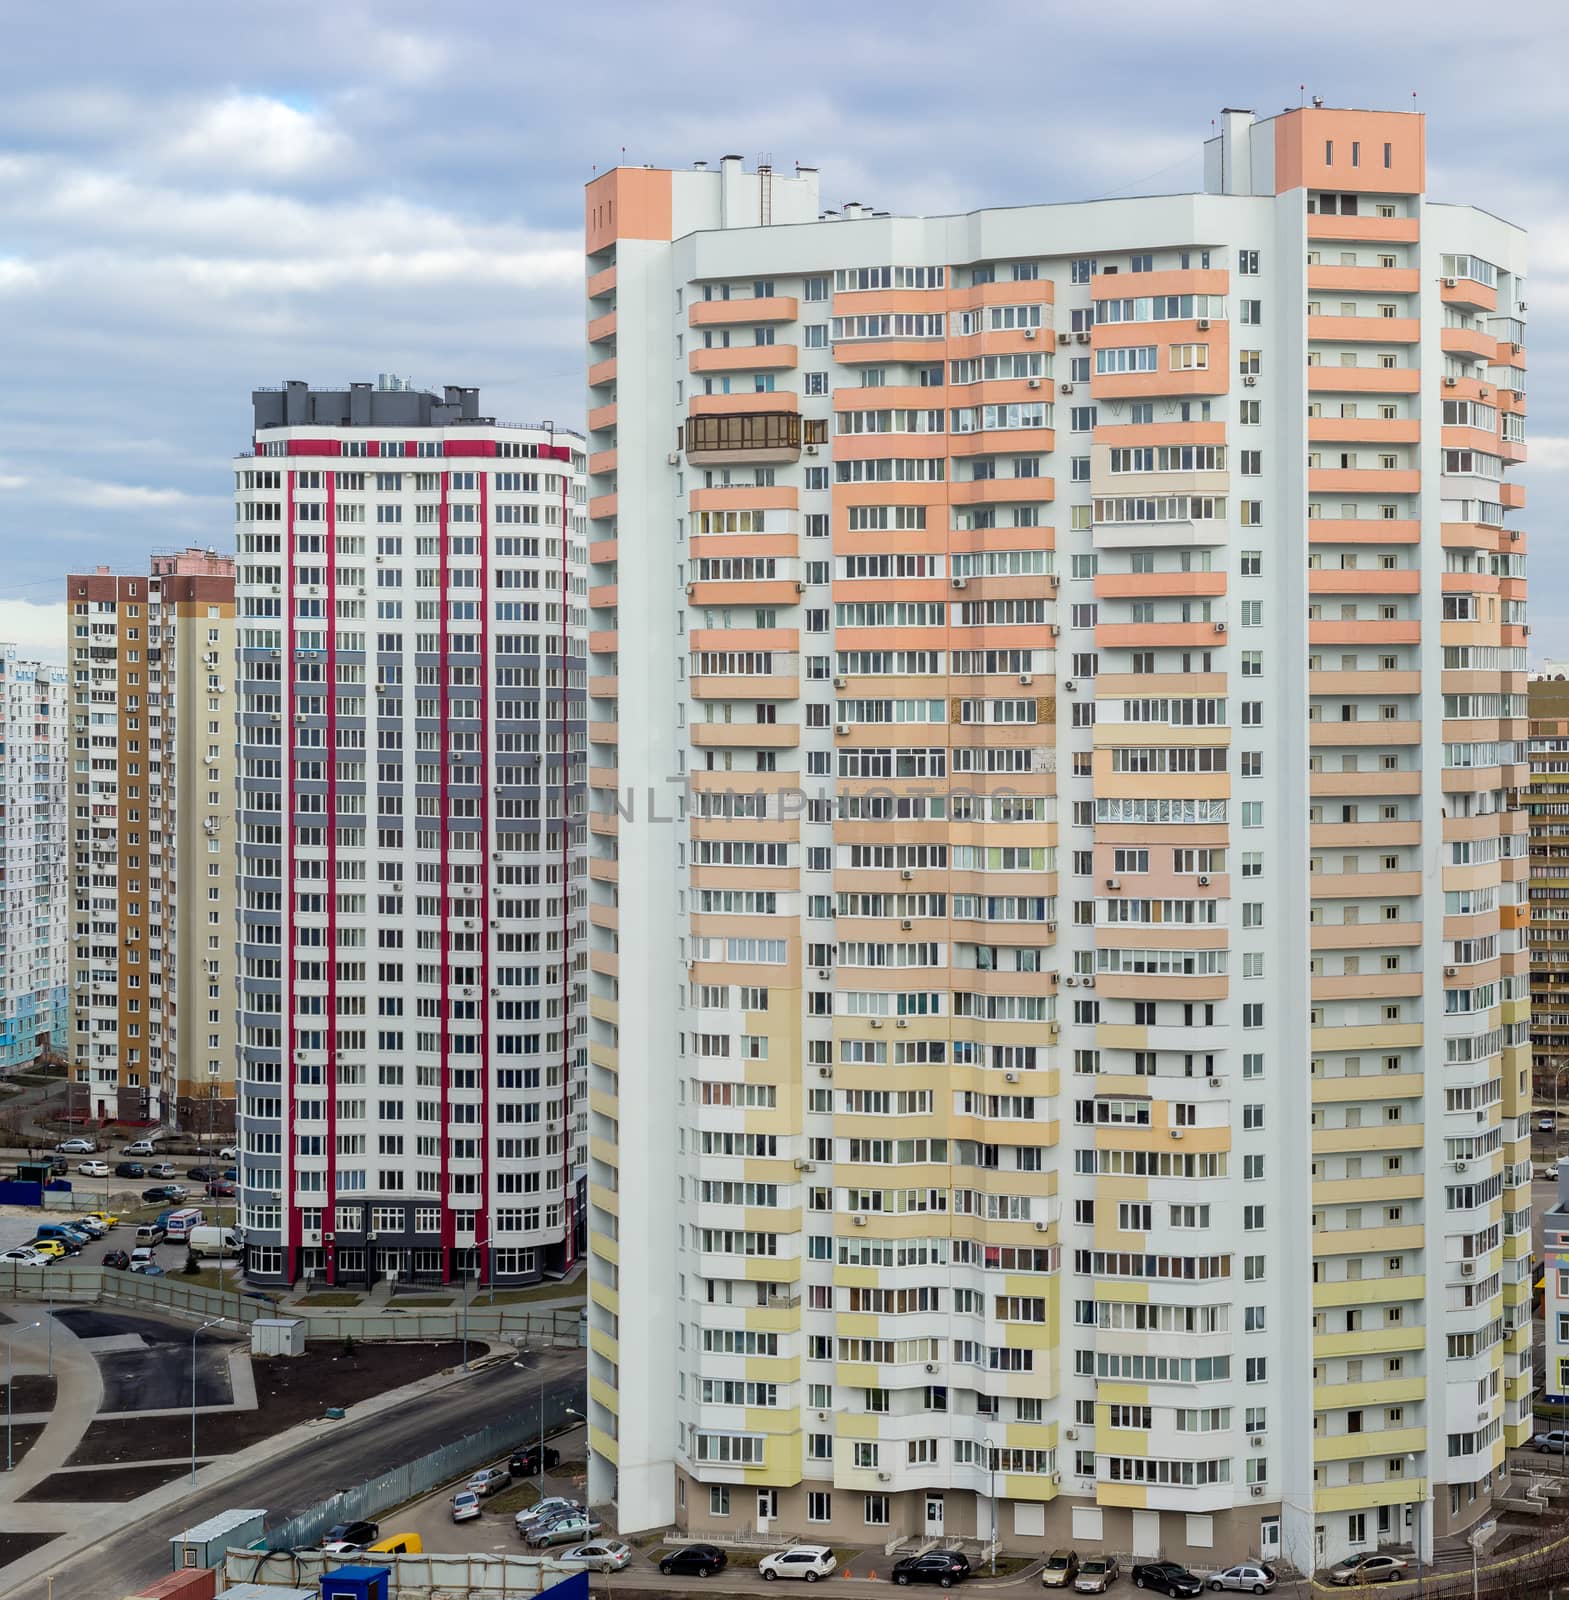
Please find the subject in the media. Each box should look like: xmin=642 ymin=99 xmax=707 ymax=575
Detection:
xmin=682 ymin=412 xmax=825 ymax=466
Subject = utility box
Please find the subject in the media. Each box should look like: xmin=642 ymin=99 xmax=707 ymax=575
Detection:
xmin=171 ymin=1510 xmax=267 ymax=1572
xmin=216 ymin=1588 xmax=313 ymax=1600
xmin=126 ymin=1570 xmax=218 ymax=1600
xmin=319 ymin=1567 xmax=390 ymax=1600
xmin=16 ymin=1160 xmax=51 ymax=1186
xmin=251 ymin=1318 xmax=306 ymax=1358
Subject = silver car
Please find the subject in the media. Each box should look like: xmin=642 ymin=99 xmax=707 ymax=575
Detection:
xmin=528 ymin=1512 xmax=602 ymax=1548
xmin=559 ymin=1539 xmax=633 ymax=1572
xmin=1207 ymin=1564 xmax=1276 ymax=1594
xmin=467 ymin=1465 xmax=511 ymax=1496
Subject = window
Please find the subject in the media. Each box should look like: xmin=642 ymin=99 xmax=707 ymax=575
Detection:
xmin=807 ymin=1492 xmax=831 ymax=1523
xmin=1238 ymin=250 xmax=1259 ymax=275
xmin=710 ymin=1486 xmax=730 ymax=1517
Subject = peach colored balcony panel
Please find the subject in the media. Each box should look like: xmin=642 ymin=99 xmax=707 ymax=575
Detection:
xmin=1309 ymin=315 xmax=1419 ymax=345
xmin=589 ymin=537 xmax=618 ymax=563
xmin=1094 ymin=572 xmax=1226 ymax=600
xmin=1500 ymin=439 xmax=1526 ymax=465
xmin=1309 ymin=517 xmax=1419 ymax=545
xmin=689 ymin=486 xmax=799 ymax=512
xmin=1313 ymin=974 xmax=1422 ymax=1002
xmin=1309 ymin=771 xmax=1419 ymax=797
xmin=1316 ymin=870 xmax=1420 ymax=900
xmin=1309 ymin=670 xmax=1419 ymax=697
xmin=1309 ymin=621 xmax=1420 ymax=646
xmin=588 ymin=449 xmax=617 ymax=476
xmin=1308 ymin=417 xmax=1421 ymax=446
xmin=1092 ymin=422 xmax=1227 ymax=448
xmin=1308 ymin=469 xmax=1420 ymax=496
xmin=687 ymin=579 xmax=803 ymax=609
xmin=948 ymin=477 xmax=1057 ymax=505
xmin=1094 ymin=672 xmax=1226 ymax=698
xmin=689 ymin=344 xmax=799 ymax=374
xmin=689 ymin=627 xmax=797 ymax=652
xmin=832 ymin=339 xmax=946 ymax=367
xmin=1307 ymin=265 xmax=1422 ymax=294
xmin=1441 ymin=425 xmax=1502 ymax=456
xmin=588 ymin=492 xmax=617 ymax=520
xmin=587 ymin=357 xmax=617 ymax=389
xmin=833 ymin=383 xmax=951 ymax=409
xmin=588 ymin=584 xmax=618 ymax=609
xmin=1499 ymin=482 xmax=1526 ymax=509
xmin=1441 ymin=326 xmax=1498 ymax=361
xmin=943 ymin=279 xmax=1056 ymax=312
xmin=1096 ymin=975 xmax=1227 ymax=1002
xmin=588 ymin=766 xmax=618 ymax=792
xmin=587 ymin=402 xmax=617 ymax=432
xmin=691 ymin=537 xmax=801 ymax=567
xmin=1441 ymin=278 xmax=1497 ymax=313
xmin=687 ymin=391 xmax=800 ymax=417
xmin=1307 ymin=366 xmax=1420 ymax=394
xmin=586 ymin=309 xmax=617 ymax=345
xmin=1305 ymin=213 xmax=1420 ymax=245
xmin=1310 ymin=821 xmax=1421 ymax=848
xmin=1311 ymin=920 xmax=1422 ymax=951
xmin=689 ymin=295 xmax=799 ymax=327
xmin=1092 ymin=367 xmax=1227 ymax=400
xmin=1094 ymin=622 xmax=1232 ymax=649
xmin=1307 ymin=569 xmax=1418 ymax=595
xmin=690 ymin=674 xmax=799 ymax=701
xmin=1440 ymin=571 xmax=1499 ymax=596
xmin=588 ymin=856 xmax=619 ymax=884
xmin=588 ymin=630 xmax=618 ymax=654
xmin=585 ymin=263 xmax=617 ymax=298
xmin=948 ymin=428 xmax=1055 ymax=458
xmin=830 ymin=289 xmax=949 ymax=318
xmin=1309 ymin=719 xmax=1420 ymax=746
xmin=1088 ymin=268 xmax=1229 ymax=299
xmin=588 ymin=675 xmax=617 ymax=699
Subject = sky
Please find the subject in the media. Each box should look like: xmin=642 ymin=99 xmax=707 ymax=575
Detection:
xmin=1 ymin=0 xmax=1566 ymax=665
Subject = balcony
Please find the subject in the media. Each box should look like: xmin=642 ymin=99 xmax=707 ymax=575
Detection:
xmin=682 ymin=412 xmax=821 ymax=467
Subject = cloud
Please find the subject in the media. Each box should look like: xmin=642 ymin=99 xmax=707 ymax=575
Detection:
xmin=155 ymin=93 xmax=351 ymax=178
xmin=0 ymin=601 xmax=67 ymax=666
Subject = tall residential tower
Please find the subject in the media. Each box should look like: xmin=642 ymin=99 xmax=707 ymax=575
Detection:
xmin=583 ymin=108 xmax=1531 ymax=1572
xmin=67 ymin=551 xmax=238 ymax=1127
xmin=0 ymin=647 xmax=67 ymax=1072
xmin=233 ymin=380 xmax=588 ymax=1289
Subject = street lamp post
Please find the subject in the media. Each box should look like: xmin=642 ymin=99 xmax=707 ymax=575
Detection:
xmin=982 ymin=1434 xmax=996 ymax=1576
xmin=461 ymin=1225 xmax=489 ymax=1374
xmin=5 ymin=1322 xmax=41 ymax=1471
xmin=190 ymin=1317 xmax=228 ymax=1484
xmin=1406 ymin=1455 xmax=1426 ymax=1599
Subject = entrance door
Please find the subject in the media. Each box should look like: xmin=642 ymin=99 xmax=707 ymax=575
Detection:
xmin=1132 ymin=1510 xmax=1160 ymax=1558
xmin=757 ymin=1489 xmax=777 ymax=1533
xmin=925 ymin=1496 xmax=945 ymax=1537
xmin=1260 ymin=1518 xmax=1281 ymax=1560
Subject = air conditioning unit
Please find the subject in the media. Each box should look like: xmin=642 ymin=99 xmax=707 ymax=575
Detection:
xmin=1049 ymin=625 xmax=1060 ymax=637
xmin=1243 ymin=375 xmax=1257 ymax=386
xmin=1170 ymin=1129 xmax=1184 ymax=1140
xmin=1197 ymin=874 xmax=1210 ymax=886
xmin=1105 ymin=878 xmax=1121 ymax=890
xmin=793 ymin=1157 xmax=815 ymax=1170
xmin=1064 ymin=680 xmax=1077 ymax=693
xmin=1250 ymin=1435 xmax=1264 ymax=1449
xmin=951 ymin=577 xmax=968 ymax=589
xmin=1024 ymin=328 xmax=1037 ymax=340
xmin=666 ymin=452 xmax=681 ymax=465
xmin=817 ymin=1066 xmax=832 ymax=1079
xmin=1064 ymin=975 xmax=1079 ymax=987
xmin=924 ymin=1361 xmax=938 ymax=1374
xmin=1048 ymin=1022 xmax=1059 ymax=1038
xmin=1059 ymin=382 xmax=1073 ymax=394
xmin=1444 ymin=376 xmax=1458 ymax=387
xmin=818 ymin=1410 xmax=829 ymax=1421
xmin=833 ymin=676 xmax=848 ymax=689
xmin=853 ymin=1214 xmax=868 ymax=1227
xmin=836 ymin=722 xmax=851 ymax=736
xmin=1196 ymin=319 xmax=1210 ymax=331
xmin=1064 ymin=1427 xmax=1077 ymax=1441
xmin=1046 ymin=921 xmax=1057 ymax=934
xmin=900 ymin=918 xmax=913 ymax=930
xmin=1058 ymin=332 xmax=1071 ymax=345
xmin=818 ymin=968 xmax=832 ymax=981
xmin=1033 ymin=1220 xmax=1048 ymax=1233
xmin=1019 ymin=673 xmax=1033 ymax=686
xmin=685 ymin=583 xmax=695 ymax=597
xmin=1250 ymin=1486 xmax=1265 ymax=1499
xmin=1208 ymin=1076 xmax=1221 ymax=1088
xmin=1213 ymin=621 xmax=1227 ymax=634
xmin=869 ymin=1018 xmax=882 ymax=1030
xmin=1460 ymin=1260 xmax=1475 ymax=1276
xmin=1076 ymin=332 xmax=1090 ymax=344
xmin=1455 ymin=1160 xmax=1469 ymax=1174
xmin=1444 ymin=965 xmax=1458 ymax=977
xmin=1005 ymin=1071 xmax=1019 ymax=1083
xmin=901 ymin=869 xmax=914 ymax=881
xmin=795 ymin=581 xmax=807 ymax=593
xmin=805 ymin=444 xmax=819 ymax=455
xmin=1029 ymin=379 xmax=1043 ymax=390
xmin=896 ymin=1019 xmax=908 ymax=1029
xmin=1444 ymin=277 xmax=1458 ymax=289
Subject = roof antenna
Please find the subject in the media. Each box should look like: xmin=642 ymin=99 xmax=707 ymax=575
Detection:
xmin=1300 ymin=83 xmax=1305 ymax=108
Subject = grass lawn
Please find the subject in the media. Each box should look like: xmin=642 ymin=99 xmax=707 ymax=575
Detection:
xmin=986 ymin=1557 xmax=1036 ymax=1578
xmin=475 ymin=1281 xmax=586 ymax=1306
xmin=169 ymin=1266 xmax=244 ymax=1293
xmin=295 ymin=1292 xmax=363 ymax=1307
xmin=487 ymin=1481 xmax=542 ymax=1516
xmin=391 ymin=1296 xmax=453 ymax=1307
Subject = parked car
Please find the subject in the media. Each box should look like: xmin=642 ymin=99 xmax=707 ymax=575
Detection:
xmin=1042 ymin=1550 xmax=1080 ymax=1589
xmin=760 ymin=1546 xmax=839 ymax=1583
xmin=510 ymin=1442 xmax=562 ymax=1476
xmin=147 ymin=1162 xmax=177 ymax=1179
xmin=130 ymin=1247 xmax=157 ymax=1268
xmin=81 ymin=1212 xmax=118 ymax=1229
xmin=130 ymin=1262 xmax=165 ymax=1276
xmin=218 ymin=1145 xmax=239 ymax=1160
xmin=49 ymin=1156 xmax=66 ymax=1175
xmin=892 ymin=1549 xmax=971 ymax=1586
xmin=466 ymin=1466 xmax=511 ymax=1497
xmin=1 ymin=1247 xmax=52 ymax=1267
xmin=450 ymin=1491 xmax=481 ymax=1523
xmin=102 ymin=1249 xmax=131 ymax=1270
xmin=1540 ymin=1115 xmax=1557 ymax=1132
xmin=114 ymin=1162 xmax=146 ymax=1179
xmin=77 ymin=1160 xmax=109 ymax=1178
xmin=1531 ymin=1430 xmax=1569 ymax=1452
xmin=526 ymin=1512 xmax=601 ymax=1548
xmin=321 ymin=1520 xmax=379 ymax=1553
xmin=70 ymin=1216 xmax=106 ymax=1237
xmin=1325 ymin=1554 xmax=1408 ymax=1587
xmin=55 ymin=1137 xmax=95 ymax=1154
xmin=186 ymin=1167 xmax=218 ymax=1182
xmin=141 ymin=1185 xmax=186 ymax=1203
xmin=658 ymin=1545 xmax=728 ymax=1579
xmin=1207 ymin=1565 xmax=1276 ymax=1594
xmin=122 ymin=1138 xmax=159 ymax=1156
xmin=205 ymin=1179 xmax=236 ymax=1197
xmin=560 ymin=1539 xmax=633 ymax=1573
xmin=1075 ymin=1555 xmax=1120 ymax=1594
xmin=26 ymin=1240 xmax=65 ymax=1261
xmin=1132 ymin=1563 xmax=1203 ymax=1597
xmin=513 ymin=1497 xmax=580 ymax=1531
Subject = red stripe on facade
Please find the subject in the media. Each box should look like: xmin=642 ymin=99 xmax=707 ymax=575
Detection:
xmin=438 ymin=472 xmax=453 ymax=1279
xmin=478 ymin=469 xmax=491 ymax=1284
xmin=444 ymin=440 xmax=497 ymax=458
xmin=324 ymin=470 xmax=339 ymax=1284
xmin=284 ymin=474 xmax=298 ymax=1282
xmin=285 ymin=439 xmax=343 ymax=457
xmin=559 ymin=464 xmax=575 ymax=1269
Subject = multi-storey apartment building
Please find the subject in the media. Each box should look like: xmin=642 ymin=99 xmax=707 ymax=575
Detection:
xmin=0 ymin=647 xmax=68 ymax=1071
xmin=1528 ymin=666 xmax=1569 ymax=1104
xmin=232 ymin=379 xmax=588 ymax=1290
xmin=66 ymin=552 xmax=238 ymax=1127
xmin=582 ymin=106 xmax=1531 ymax=1574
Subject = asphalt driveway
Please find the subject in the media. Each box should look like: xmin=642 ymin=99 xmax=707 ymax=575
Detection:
xmin=53 ymin=1307 xmax=234 ymax=1410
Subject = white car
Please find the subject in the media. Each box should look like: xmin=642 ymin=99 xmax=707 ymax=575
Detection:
xmin=218 ymin=1146 xmax=239 ymax=1160
xmin=77 ymin=1160 xmax=109 ymax=1178
xmin=1 ymin=1247 xmax=52 ymax=1267
xmin=760 ymin=1546 xmax=838 ymax=1583
xmin=514 ymin=1497 xmax=581 ymax=1531
xmin=559 ymin=1539 xmax=633 ymax=1572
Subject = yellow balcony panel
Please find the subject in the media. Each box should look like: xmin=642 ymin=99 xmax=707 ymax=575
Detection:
xmin=1311 ymin=1073 xmax=1425 ymax=1103
xmin=589 ymin=1374 xmax=618 ymax=1412
xmin=589 ymin=1425 xmax=619 ymax=1465
xmin=589 ymin=1326 xmax=619 ymax=1364
xmin=1313 ymin=1224 xmax=1424 ymax=1257
xmin=836 ymin=1412 xmax=882 ymax=1439
xmin=1313 ymin=1480 xmax=1420 ymax=1514
xmin=1095 ymin=1482 xmax=1147 ymax=1509
xmin=1094 ymin=1023 xmax=1149 ymax=1052
xmin=1314 ymin=1327 xmax=1425 ymax=1358
xmin=1094 ymin=1280 xmax=1150 ymax=1304
xmin=1100 ymin=1428 xmax=1151 ymax=1457
xmin=745 ymin=1409 xmax=801 ymax=1437
xmin=1311 ymin=1024 xmax=1423 ymax=1052
xmin=589 ymin=1181 xmax=620 ymax=1216
xmin=1314 ymin=1425 xmax=1426 ymax=1463
xmin=1313 ymin=1376 xmax=1427 ymax=1412
xmin=744 ymin=1256 xmax=800 ymax=1283
xmin=748 ymin=1355 xmax=800 ymax=1384
xmin=1311 ymin=1125 xmax=1424 ymax=1154
xmin=1312 ymin=1174 xmax=1424 ymax=1205
xmin=592 ymin=1233 xmax=619 ymax=1267
xmin=1094 ymin=1383 xmax=1151 ymax=1408
xmin=589 ymin=1279 xmax=619 ymax=1315
xmin=1001 ymin=1473 xmax=1060 ymax=1502
xmin=746 ymin=1305 xmax=802 ymax=1335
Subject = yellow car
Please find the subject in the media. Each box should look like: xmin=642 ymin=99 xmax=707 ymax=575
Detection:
xmin=82 ymin=1212 xmax=118 ymax=1229
xmin=29 ymin=1240 xmax=66 ymax=1260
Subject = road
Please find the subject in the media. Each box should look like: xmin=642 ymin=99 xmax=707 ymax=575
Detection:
xmin=18 ymin=1349 xmax=585 ymax=1600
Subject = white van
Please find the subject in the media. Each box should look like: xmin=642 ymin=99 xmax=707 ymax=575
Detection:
xmin=164 ymin=1207 xmax=204 ymax=1241
xmin=187 ymin=1225 xmax=243 ymax=1259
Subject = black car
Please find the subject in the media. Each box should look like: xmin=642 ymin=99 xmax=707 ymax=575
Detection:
xmin=102 ymin=1249 xmax=130 ymax=1270
xmin=892 ymin=1550 xmax=971 ymax=1587
xmin=114 ymin=1162 xmax=146 ymax=1179
xmin=141 ymin=1185 xmax=182 ymax=1202
xmin=187 ymin=1166 xmax=217 ymax=1182
xmin=510 ymin=1443 xmax=562 ymax=1477
xmin=1133 ymin=1563 xmax=1204 ymax=1598
xmin=322 ymin=1520 xmax=380 ymax=1551
xmin=659 ymin=1545 xmax=728 ymax=1579
xmin=49 ymin=1156 xmax=67 ymax=1175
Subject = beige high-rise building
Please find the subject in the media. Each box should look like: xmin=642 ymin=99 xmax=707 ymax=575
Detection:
xmin=67 ymin=549 xmax=239 ymax=1132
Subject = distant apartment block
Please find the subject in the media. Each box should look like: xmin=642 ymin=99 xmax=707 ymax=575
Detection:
xmin=66 ymin=550 xmax=239 ymax=1128
xmin=583 ymin=106 xmax=1530 ymax=1572
xmin=1529 ymin=665 xmax=1569 ymax=1098
xmin=232 ymin=379 xmax=589 ymax=1289
xmin=0 ymin=647 xmax=67 ymax=1071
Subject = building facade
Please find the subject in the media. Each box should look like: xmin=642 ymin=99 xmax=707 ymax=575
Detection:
xmin=1529 ymin=666 xmax=1569 ymax=1107
xmin=66 ymin=552 xmax=238 ymax=1127
xmin=233 ymin=379 xmax=588 ymax=1289
xmin=582 ymin=107 xmax=1531 ymax=1573
xmin=0 ymin=647 xmax=68 ymax=1072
